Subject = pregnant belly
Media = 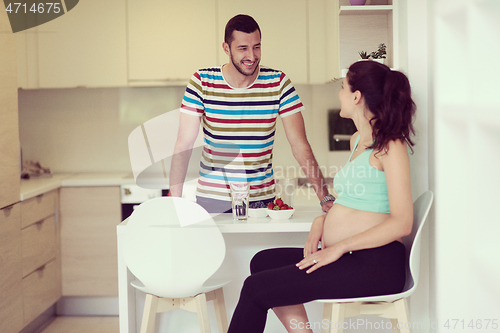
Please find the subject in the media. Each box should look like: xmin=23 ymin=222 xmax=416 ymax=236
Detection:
xmin=322 ymin=204 xmax=390 ymax=248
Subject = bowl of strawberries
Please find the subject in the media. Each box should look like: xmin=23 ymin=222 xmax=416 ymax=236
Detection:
xmin=267 ymin=198 xmax=295 ymax=220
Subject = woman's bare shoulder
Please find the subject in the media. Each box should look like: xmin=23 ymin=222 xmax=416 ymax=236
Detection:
xmin=380 ymin=139 xmax=410 ymax=165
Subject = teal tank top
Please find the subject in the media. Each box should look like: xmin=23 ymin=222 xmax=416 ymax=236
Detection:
xmin=333 ymin=135 xmax=390 ymax=213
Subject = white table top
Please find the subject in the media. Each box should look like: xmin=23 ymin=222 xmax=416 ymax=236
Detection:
xmin=117 ymin=205 xmax=323 ymax=234
xmin=212 ymin=206 xmax=322 ymax=233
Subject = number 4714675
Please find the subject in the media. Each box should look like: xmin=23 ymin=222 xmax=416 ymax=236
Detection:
xmin=5 ymin=3 xmax=62 ymax=14
xmin=444 ymin=319 xmax=498 ymax=330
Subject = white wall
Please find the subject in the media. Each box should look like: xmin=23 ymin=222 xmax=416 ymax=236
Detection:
xmin=405 ymin=0 xmax=433 ymax=331
xmin=432 ymin=0 xmax=500 ymax=331
xmin=18 ymin=86 xmax=185 ymax=173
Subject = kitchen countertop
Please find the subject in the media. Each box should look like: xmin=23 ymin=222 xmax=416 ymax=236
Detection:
xmin=19 ymin=172 xmax=135 ymax=201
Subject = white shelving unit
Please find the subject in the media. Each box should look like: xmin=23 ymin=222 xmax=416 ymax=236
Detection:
xmin=339 ymin=5 xmax=393 ymax=15
xmin=337 ymin=0 xmax=398 ymax=76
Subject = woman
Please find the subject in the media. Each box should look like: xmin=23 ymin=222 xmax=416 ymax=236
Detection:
xmin=227 ymin=60 xmax=416 ymax=333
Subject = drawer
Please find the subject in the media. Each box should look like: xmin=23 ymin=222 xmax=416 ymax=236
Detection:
xmin=21 ymin=191 xmax=56 ymax=228
xmin=22 ymin=259 xmax=59 ymax=325
xmin=22 ymin=216 xmax=56 ymax=277
xmin=0 ymin=204 xmax=23 ymax=333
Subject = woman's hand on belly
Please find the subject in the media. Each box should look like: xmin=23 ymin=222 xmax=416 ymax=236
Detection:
xmin=296 ymin=242 xmax=347 ymax=274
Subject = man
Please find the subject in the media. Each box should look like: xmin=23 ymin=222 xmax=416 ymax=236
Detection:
xmin=169 ymin=14 xmax=334 ymax=213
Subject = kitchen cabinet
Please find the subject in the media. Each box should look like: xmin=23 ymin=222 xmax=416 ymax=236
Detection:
xmin=0 ymin=3 xmax=20 ymax=209
xmin=128 ymin=0 xmax=338 ymax=85
xmin=127 ymin=0 xmax=218 ymax=85
xmin=60 ymin=187 xmax=121 ymax=296
xmin=20 ymin=190 xmax=61 ymax=325
xmin=308 ymin=0 xmax=340 ymax=83
xmin=17 ymin=26 xmax=39 ymax=89
xmin=17 ymin=0 xmax=340 ymax=87
xmin=0 ymin=204 xmax=23 ymax=333
xmin=18 ymin=0 xmax=128 ymax=88
xmin=337 ymin=0 xmax=399 ymax=75
xmin=0 ymin=190 xmax=61 ymax=333
xmin=22 ymin=259 xmax=59 ymax=324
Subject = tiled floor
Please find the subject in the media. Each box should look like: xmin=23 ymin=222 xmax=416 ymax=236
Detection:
xmin=40 ymin=316 xmax=119 ymax=333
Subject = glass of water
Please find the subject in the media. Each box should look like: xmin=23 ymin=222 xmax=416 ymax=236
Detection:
xmin=229 ymin=182 xmax=249 ymax=221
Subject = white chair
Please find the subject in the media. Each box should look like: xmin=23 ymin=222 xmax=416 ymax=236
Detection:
xmin=123 ymin=197 xmax=231 ymax=333
xmin=315 ymin=191 xmax=434 ymax=333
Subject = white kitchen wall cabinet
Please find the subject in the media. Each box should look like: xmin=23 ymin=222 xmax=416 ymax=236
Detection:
xmin=17 ymin=26 xmax=39 ymax=89
xmin=17 ymin=0 xmax=341 ymax=88
xmin=60 ymin=187 xmax=121 ymax=296
xmin=127 ymin=0 xmax=218 ymax=86
xmin=128 ymin=0 xmax=338 ymax=86
xmin=18 ymin=0 xmax=128 ymax=88
xmin=0 ymin=3 xmax=21 ymax=208
xmin=337 ymin=0 xmax=399 ymax=75
xmin=308 ymin=0 xmax=340 ymax=83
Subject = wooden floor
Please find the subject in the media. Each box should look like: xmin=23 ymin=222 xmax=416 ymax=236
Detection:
xmin=40 ymin=316 xmax=119 ymax=333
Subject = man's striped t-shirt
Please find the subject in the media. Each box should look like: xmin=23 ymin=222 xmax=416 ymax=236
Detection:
xmin=180 ymin=65 xmax=305 ymax=203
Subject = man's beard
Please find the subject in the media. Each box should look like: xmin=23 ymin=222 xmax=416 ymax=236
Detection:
xmin=230 ymin=53 xmax=259 ymax=77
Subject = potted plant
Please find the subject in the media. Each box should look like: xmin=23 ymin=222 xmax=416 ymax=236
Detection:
xmin=369 ymin=43 xmax=387 ymax=64
xmin=358 ymin=51 xmax=370 ymax=60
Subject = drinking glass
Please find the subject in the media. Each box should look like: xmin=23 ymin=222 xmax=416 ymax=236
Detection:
xmin=229 ymin=182 xmax=249 ymax=221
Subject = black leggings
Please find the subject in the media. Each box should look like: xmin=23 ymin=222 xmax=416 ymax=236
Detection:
xmin=227 ymin=241 xmax=406 ymax=333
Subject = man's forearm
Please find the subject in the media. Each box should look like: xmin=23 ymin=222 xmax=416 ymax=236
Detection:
xmin=169 ymin=148 xmax=193 ymax=197
xmin=293 ymin=146 xmax=329 ymax=200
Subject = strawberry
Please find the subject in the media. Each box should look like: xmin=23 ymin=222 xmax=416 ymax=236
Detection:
xmin=280 ymin=206 xmax=287 ymax=210
xmin=276 ymin=198 xmax=284 ymax=207
xmin=273 ymin=205 xmax=280 ymax=210
xmin=267 ymin=202 xmax=275 ymax=210
xmin=282 ymin=204 xmax=289 ymax=210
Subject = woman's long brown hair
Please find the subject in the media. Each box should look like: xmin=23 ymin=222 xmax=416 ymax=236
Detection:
xmin=347 ymin=61 xmax=416 ymax=155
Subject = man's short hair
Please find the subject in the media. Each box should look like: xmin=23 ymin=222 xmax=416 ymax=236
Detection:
xmin=224 ymin=14 xmax=261 ymax=46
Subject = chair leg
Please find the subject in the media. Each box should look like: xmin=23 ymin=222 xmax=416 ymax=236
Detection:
xmin=390 ymin=319 xmax=400 ymax=333
xmin=195 ymin=293 xmax=211 ymax=333
xmin=394 ymin=298 xmax=412 ymax=333
xmin=322 ymin=303 xmax=333 ymax=333
xmin=140 ymin=294 xmax=159 ymax=333
xmin=213 ymin=288 xmax=229 ymax=333
xmin=322 ymin=303 xmax=345 ymax=333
